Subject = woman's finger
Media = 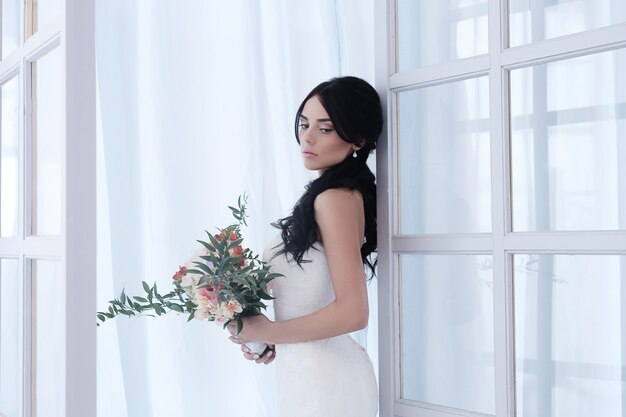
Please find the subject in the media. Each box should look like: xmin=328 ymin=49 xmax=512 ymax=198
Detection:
xmin=228 ymin=336 xmax=243 ymax=344
xmin=226 ymin=323 xmax=237 ymax=336
xmin=255 ymin=349 xmax=274 ymax=364
xmin=228 ymin=335 xmax=252 ymax=345
xmin=244 ymin=352 xmax=260 ymax=361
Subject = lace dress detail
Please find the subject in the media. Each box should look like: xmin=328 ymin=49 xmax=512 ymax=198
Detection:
xmin=263 ymin=234 xmax=378 ymax=417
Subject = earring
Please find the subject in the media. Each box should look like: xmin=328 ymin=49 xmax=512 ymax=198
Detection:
xmin=352 ymin=150 xmax=357 ymax=158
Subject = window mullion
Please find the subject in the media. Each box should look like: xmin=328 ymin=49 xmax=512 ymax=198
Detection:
xmin=490 ymin=1 xmax=515 ymax=417
xmin=375 ymin=0 xmax=398 ymax=416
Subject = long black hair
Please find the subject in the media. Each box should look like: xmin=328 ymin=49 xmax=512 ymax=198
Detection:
xmin=272 ymin=76 xmax=383 ymax=276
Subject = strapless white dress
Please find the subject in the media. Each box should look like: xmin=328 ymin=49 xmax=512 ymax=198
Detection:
xmin=262 ymin=234 xmax=378 ymax=417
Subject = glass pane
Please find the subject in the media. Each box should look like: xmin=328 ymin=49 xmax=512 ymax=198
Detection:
xmin=514 ymin=254 xmax=626 ymax=417
xmin=510 ymin=49 xmax=626 ymax=232
xmin=33 ymin=259 xmax=64 ymax=417
xmin=398 ymin=77 xmax=491 ymax=234
xmin=397 ymin=0 xmax=488 ymax=70
xmin=509 ymin=0 xmax=626 ymax=48
xmin=0 ymin=258 xmax=21 ymax=417
xmin=2 ymin=0 xmax=19 ymax=59
xmin=33 ymin=47 xmax=62 ymax=236
xmin=1 ymin=76 xmax=19 ymax=237
xmin=37 ymin=0 xmax=62 ymax=33
xmin=400 ymin=254 xmax=494 ymax=414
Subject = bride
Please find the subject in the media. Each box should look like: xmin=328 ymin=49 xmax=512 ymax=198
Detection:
xmin=228 ymin=76 xmax=382 ymax=417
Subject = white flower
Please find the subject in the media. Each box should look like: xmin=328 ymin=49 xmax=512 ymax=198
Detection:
xmin=194 ymin=306 xmax=210 ymax=320
xmin=214 ymin=298 xmax=243 ymax=322
xmin=181 ymin=274 xmax=197 ymax=288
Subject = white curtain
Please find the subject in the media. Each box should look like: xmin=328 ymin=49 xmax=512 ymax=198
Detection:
xmin=95 ymin=1 xmax=376 ymax=416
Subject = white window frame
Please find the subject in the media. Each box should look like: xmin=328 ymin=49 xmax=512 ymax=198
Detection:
xmin=375 ymin=1 xmax=626 ymax=416
xmin=0 ymin=1 xmax=95 ymax=416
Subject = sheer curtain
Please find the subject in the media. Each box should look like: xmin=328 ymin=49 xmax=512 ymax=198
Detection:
xmin=95 ymin=1 xmax=376 ymax=416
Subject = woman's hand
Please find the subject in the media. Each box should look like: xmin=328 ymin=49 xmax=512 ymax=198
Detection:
xmin=227 ymin=314 xmax=276 ymax=364
xmin=226 ymin=313 xmax=274 ymax=343
xmin=229 ymin=336 xmax=276 ymax=365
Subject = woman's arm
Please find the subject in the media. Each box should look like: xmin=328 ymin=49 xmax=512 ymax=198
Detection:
xmin=229 ymin=188 xmax=369 ymax=345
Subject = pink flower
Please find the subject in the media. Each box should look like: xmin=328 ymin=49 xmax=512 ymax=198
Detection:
xmin=172 ymin=266 xmax=187 ymax=281
xmin=229 ymin=245 xmax=246 ymax=267
xmin=198 ymin=287 xmax=218 ymax=303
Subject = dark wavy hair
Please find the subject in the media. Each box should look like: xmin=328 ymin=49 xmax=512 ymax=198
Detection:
xmin=271 ymin=76 xmax=383 ymax=276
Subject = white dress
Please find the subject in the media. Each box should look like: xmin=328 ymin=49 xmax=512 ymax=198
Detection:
xmin=262 ymin=234 xmax=378 ymax=417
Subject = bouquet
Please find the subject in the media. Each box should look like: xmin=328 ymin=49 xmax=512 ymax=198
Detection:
xmin=97 ymin=195 xmax=281 ymax=355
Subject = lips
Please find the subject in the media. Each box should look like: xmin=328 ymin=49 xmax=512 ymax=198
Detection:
xmin=302 ymin=151 xmax=317 ymax=157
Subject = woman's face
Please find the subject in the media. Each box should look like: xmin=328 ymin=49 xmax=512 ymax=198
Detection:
xmin=298 ymin=95 xmax=357 ymax=174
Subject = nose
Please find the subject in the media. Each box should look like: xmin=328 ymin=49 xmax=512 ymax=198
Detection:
xmin=301 ymin=131 xmax=312 ymax=144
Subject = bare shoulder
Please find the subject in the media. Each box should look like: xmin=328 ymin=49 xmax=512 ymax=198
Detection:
xmin=314 ymin=188 xmax=365 ymax=244
xmin=313 ymin=188 xmax=364 ymax=214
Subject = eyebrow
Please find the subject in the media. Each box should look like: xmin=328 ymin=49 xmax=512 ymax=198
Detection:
xmin=299 ymin=115 xmax=333 ymax=123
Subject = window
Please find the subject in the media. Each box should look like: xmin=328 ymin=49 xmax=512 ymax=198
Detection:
xmin=376 ymin=1 xmax=626 ymax=416
xmin=0 ymin=1 xmax=95 ymax=417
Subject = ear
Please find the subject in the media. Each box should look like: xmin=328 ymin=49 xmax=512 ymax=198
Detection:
xmin=352 ymin=139 xmax=366 ymax=151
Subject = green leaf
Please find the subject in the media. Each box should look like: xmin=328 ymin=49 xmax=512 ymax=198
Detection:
xmin=133 ymin=296 xmax=148 ymax=303
xmin=187 ymin=311 xmax=195 ymax=322
xmin=258 ymin=291 xmax=274 ymax=300
xmin=197 ymin=239 xmax=216 ymax=253
xmin=120 ymin=291 xmax=127 ymax=304
xmin=192 ymin=261 xmax=212 ymax=274
xmin=206 ymin=233 xmax=221 ymax=250
xmin=170 ymin=304 xmax=184 ymax=313
xmin=236 ymin=318 xmax=243 ymax=334
xmin=227 ymin=238 xmax=243 ymax=249
xmin=97 ymin=314 xmax=106 ymax=322
xmin=142 ymin=281 xmax=151 ymax=293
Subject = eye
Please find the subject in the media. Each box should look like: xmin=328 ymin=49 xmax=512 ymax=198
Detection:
xmin=319 ymin=127 xmax=335 ymax=134
xmin=298 ymin=122 xmax=309 ymax=130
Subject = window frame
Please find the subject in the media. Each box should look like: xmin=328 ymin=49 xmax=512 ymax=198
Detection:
xmin=0 ymin=1 xmax=95 ymax=416
xmin=375 ymin=1 xmax=626 ymax=416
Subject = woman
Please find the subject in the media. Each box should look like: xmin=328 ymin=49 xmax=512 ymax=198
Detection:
xmin=228 ymin=76 xmax=382 ymax=416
